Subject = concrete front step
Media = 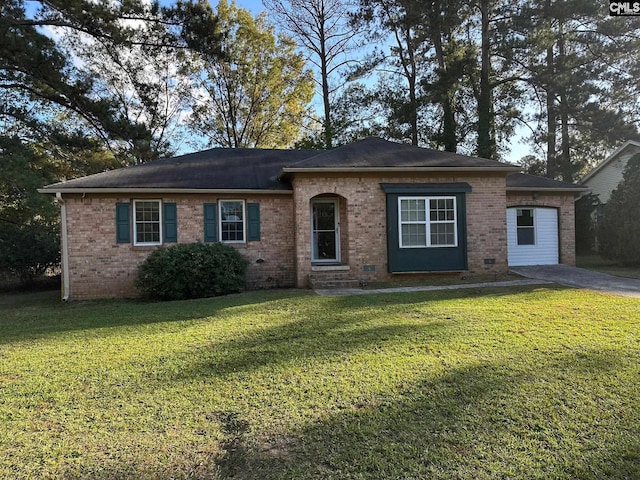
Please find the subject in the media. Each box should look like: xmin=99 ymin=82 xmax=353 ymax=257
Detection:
xmin=308 ymin=271 xmax=365 ymax=289
xmin=310 ymin=278 xmax=364 ymax=289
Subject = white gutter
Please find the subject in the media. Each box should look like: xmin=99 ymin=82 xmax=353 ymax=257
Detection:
xmin=56 ymin=192 xmax=70 ymax=302
xmin=281 ymin=166 xmax=521 ymax=174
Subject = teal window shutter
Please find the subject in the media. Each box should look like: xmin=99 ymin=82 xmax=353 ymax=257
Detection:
xmin=247 ymin=203 xmax=260 ymax=241
xmin=116 ymin=203 xmax=130 ymax=243
xmin=163 ymin=203 xmax=177 ymax=243
xmin=204 ymin=203 xmax=217 ymax=242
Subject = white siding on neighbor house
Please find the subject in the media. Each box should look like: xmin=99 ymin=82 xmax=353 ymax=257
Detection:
xmin=584 ymin=143 xmax=640 ymax=203
xmin=507 ymin=207 xmax=559 ymax=266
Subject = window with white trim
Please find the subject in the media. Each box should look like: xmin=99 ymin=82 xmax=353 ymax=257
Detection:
xmin=516 ymin=208 xmax=535 ymax=245
xmin=219 ymin=200 xmax=245 ymax=242
xmin=399 ymin=196 xmax=457 ymax=248
xmin=134 ymin=200 xmax=162 ymax=246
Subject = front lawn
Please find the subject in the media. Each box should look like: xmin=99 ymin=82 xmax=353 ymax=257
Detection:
xmin=577 ymin=254 xmax=640 ymax=279
xmin=1 ymin=287 xmax=639 ymax=479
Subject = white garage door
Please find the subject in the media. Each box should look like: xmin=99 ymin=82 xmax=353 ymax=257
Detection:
xmin=507 ymin=207 xmax=559 ymax=266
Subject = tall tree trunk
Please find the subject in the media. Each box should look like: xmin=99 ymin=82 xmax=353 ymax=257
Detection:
xmin=557 ymin=19 xmax=571 ymax=181
xmin=544 ymin=0 xmax=557 ymax=178
xmin=318 ymin=16 xmax=332 ymax=149
xmin=433 ymin=33 xmax=457 ymax=152
xmin=476 ymin=0 xmax=494 ymax=159
xmin=402 ymin=26 xmax=419 ymax=146
xmin=408 ymin=72 xmax=418 ymax=145
xmin=385 ymin=1 xmax=419 ymax=146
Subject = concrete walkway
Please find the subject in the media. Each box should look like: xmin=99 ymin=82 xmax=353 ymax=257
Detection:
xmin=315 ymin=265 xmax=640 ymax=298
xmin=314 ymin=278 xmax=552 ymax=297
xmin=511 ymin=264 xmax=640 ymax=299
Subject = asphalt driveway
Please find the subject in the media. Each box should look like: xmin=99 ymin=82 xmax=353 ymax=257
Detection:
xmin=510 ymin=265 xmax=640 ymax=298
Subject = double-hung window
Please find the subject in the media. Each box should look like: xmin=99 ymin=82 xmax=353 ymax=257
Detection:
xmin=133 ymin=200 xmax=162 ymax=246
xmin=399 ymin=196 xmax=457 ymax=248
xmin=219 ymin=200 xmax=245 ymax=242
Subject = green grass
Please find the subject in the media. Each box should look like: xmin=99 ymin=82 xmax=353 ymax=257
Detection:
xmin=577 ymin=254 xmax=640 ymax=279
xmin=1 ymin=286 xmax=639 ymax=479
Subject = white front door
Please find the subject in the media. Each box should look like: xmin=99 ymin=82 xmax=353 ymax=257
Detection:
xmin=311 ymin=199 xmax=340 ymax=263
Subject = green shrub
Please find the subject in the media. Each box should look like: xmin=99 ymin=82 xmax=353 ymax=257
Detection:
xmin=135 ymin=242 xmax=249 ymax=300
xmin=598 ymin=153 xmax=640 ymax=266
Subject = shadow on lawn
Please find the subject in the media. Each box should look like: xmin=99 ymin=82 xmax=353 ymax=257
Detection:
xmin=167 ymin=284 xmax=563 ymax=381
xmin=224 ymin=349 xmax=640 ymax=480
xmin=165 ymin=290 xmax=488 ymax=381
xmin=0 ymin=288 xmax=311 ymax=345
xmin=1 ymin=281 xmax=557 ymax=345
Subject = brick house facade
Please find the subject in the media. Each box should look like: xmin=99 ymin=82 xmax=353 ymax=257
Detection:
xmin=41 ymin=138 xmax=585 ymax=300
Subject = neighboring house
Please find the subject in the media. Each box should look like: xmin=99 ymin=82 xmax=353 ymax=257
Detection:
xmin=40 ymin=137 xmax=586 ymax=300
xmin=581 ymin=140 xmax=640 ymax=204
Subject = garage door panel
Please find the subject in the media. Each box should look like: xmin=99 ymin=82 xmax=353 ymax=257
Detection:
xmin=507 ymin=207 xmax=559 ymax=266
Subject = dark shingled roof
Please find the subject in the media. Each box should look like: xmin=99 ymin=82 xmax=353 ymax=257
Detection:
xmin=285 ymin=137 xmax=517 ymax=169
xmin=40 ymin=137 xmax=583 ymax=193
xmin=506 ymin=173 xmax=588 ymax=191
xmin=41 ymin=147 xmax=314 ymax=191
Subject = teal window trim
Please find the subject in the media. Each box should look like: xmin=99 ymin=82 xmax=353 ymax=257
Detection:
xmin=381 ymin=182 xmax=472 ymax=194
xmin=385 ymin=187 xmax=468 ymax=273
xmin=115 ymin=202 xmax=130 ymax=244
xmin=163 ymin=202 xmax=177 ymax=243
xmin=204 ymin=203 xmax=218 ymax=242
xmin=247 ymin=202 xmax=260 ymax=241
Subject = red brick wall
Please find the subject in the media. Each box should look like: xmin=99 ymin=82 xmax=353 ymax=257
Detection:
xmin=60 ymin=179 xmax=577 ymax=299
xmin=63 ymin=193 xmax=295 ymax=299
xmin=506 ymin=192 xmax=577 ymax=265
xmin=292 ymin=172 xmax=510 ymax=287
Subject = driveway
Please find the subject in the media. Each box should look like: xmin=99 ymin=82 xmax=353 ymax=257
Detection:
xmin=510 ymin=265 xmax=640 ymax=298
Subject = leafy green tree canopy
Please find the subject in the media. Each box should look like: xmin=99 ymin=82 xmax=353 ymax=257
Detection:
xmin=1 ymin=0 xmax=221 ymax=163
xmin=189 ymin=0 xmax=314 ymax=148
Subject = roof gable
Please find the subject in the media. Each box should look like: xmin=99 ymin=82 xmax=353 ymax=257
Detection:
xmin=580 ymin=140 xmax=640 ymax=202
xmin=582 ymin=140 xmax=640 ymax=183
xmin=284 ymin=137 xmax=518 ymax=170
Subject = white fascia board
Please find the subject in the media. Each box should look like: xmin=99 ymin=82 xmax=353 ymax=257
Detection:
xmin=281 ymin=166 xmax=521 ymax=174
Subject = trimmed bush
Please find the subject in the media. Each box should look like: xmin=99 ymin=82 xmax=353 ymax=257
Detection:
xmin=135 ymin=242 xmax=249 ymax=301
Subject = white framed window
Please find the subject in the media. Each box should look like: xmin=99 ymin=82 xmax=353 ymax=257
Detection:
xmin=516 ymin=208 xmax=535 ymax=245
xmin=219 ymin=200 xmax=245 ymax=243
xmin=133 ymin=200 xmax=162 ymax=246
xmin=398 ymin=196 xmax=457 ymax=248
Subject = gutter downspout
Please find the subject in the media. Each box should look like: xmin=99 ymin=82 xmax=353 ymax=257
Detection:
xmin=56 ymin=192 xmax=70 ymax=302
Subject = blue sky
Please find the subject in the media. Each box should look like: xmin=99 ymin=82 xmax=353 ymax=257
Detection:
xmin=227 ymin=0 xmax=265 ymax=14
xmin=222 ymin=0 xmax=532 ymax=162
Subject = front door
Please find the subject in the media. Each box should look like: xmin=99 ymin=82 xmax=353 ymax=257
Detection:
xmin=311 ymin=199 xmax=340 ymax=263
